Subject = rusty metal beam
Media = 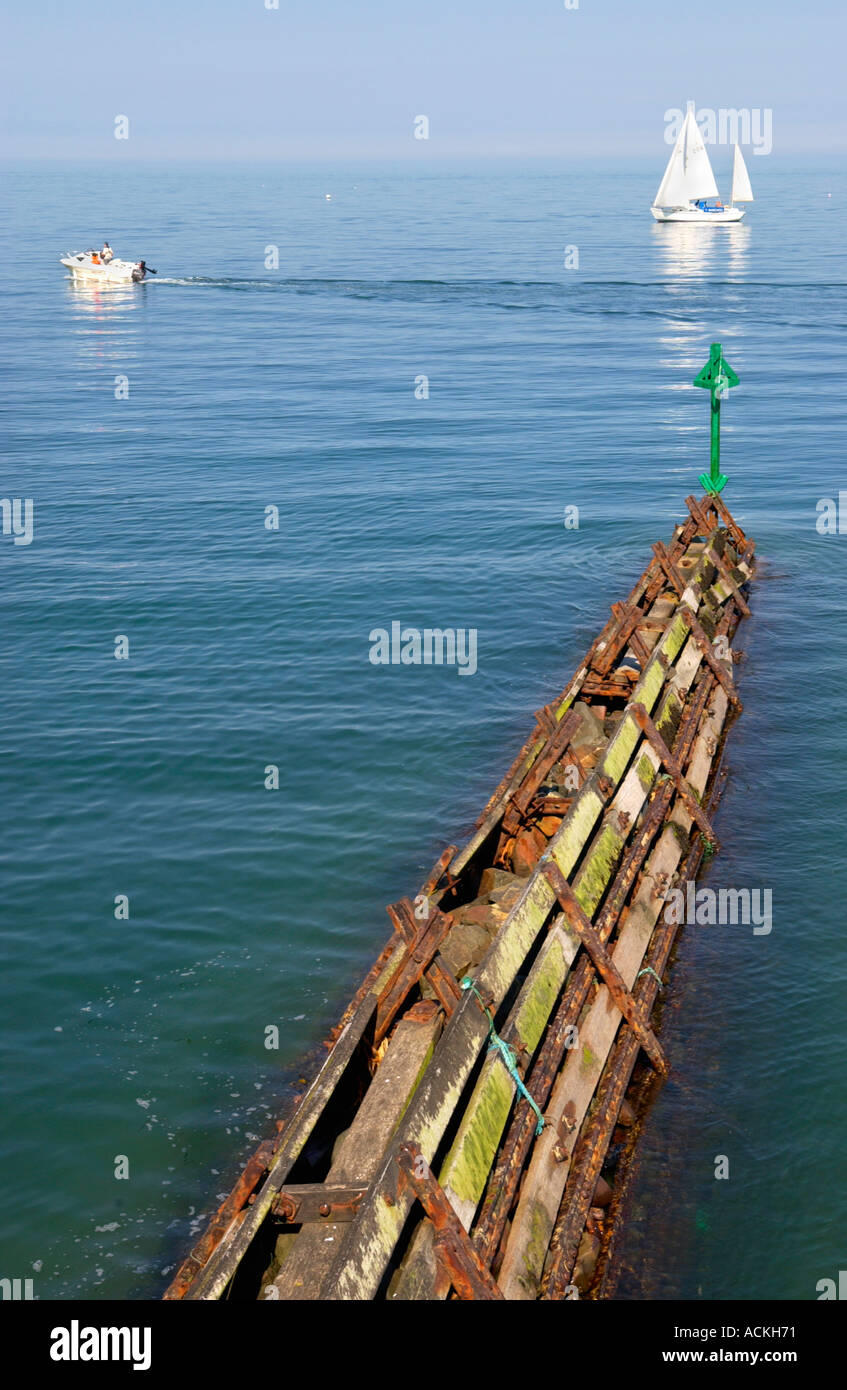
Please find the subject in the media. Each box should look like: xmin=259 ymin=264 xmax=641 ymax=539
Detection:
xmin=272 ymin=1183 xmax=368 ymax=1225
xmin=679 ymin=607 xmax=742 ymax=712
xmin=472 ymin=952 xmax=595 ymax=1267
xmin=594 ymin=599 xmax=650 ymax=677
xmin=420 ymin=845 xmax=458 ymax=901
xmin=544 ymin=748 xmax=732 ymax=1300
xmin=163 ymin=1140 xmax=275 ymax=1299
xmin=506 ymin=708 xmax=579 ymax=825
xmin=684 ymin=492 xmax=719 ymax=539
xmin=629 ymin=702 xmax=718 ymax=848
xmin=378 ymin=899 xmax=460 ymax=1040
xmin=704 ymin=492 xmax=748 ymax=549
xmin=651 ymin=540 xmax=689 ymax=599
xmin=540 ymin=860 xmax=668 ymax=1076
xmin=396 ymin=1143 xmax=504 ymax=1300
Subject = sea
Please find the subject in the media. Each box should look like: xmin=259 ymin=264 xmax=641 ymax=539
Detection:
xmin=1 ymin=157 xmax=845 ymax=1301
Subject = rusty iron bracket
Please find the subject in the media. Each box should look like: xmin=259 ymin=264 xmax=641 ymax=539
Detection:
xmin=376 ymin=899 xmax=461 ymax=1041
xmin=739 ymin=537 xmax=756 ymax=570
xmin=624 ymin=627 xmax=652 ymax=671
xmin=396 ymin=1142 xmax=505 ymax=1300
xmin=420 ymin=845 xmax=459 ymax=901
xmin=679 ymin=607 xmax=743 ymax=712
xmin=595 ymin=600 xmax=651 ymax=676
xmin=684 ymin=492 xmax=718 ymax=538
xmin=693 ymin=491 xmax=748 ymax=551
xmin=502 ymin=707 xmax=579 ymax=833
xmin=272 ymin=1183 xmax=368 ymax=1225
xmin=651 ymin=540 xmax=689 ymax=600
xmin=534 ymin=702 xmax=559 ymax=739
xmin=629 ymin=702 xmax=718 ymax=849
xmin=540 ymin=860 xmax=668 ymax=1075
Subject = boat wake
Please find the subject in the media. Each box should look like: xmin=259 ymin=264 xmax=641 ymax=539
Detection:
xmin=148 ymin=275 xmax=847 ymax=328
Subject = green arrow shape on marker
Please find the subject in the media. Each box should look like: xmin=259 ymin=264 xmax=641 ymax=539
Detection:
xmin=699 ymin=471 xmax=728 ymax=495
xmin=693 ymin=343 xmax=738 ymax=494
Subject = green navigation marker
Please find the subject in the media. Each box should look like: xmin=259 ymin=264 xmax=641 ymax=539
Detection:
xmin=693 ymin=342 xmax=739 ymax=495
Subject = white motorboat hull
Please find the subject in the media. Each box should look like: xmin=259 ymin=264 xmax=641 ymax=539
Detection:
xmin=651 ymin=205 xmax=745 ymax=224
xmin=60 ymin=253 xmax=143 ymax=284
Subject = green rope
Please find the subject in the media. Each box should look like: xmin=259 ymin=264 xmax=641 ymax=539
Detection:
xmin=636 ymin=965 xmax=663 ymax=988
xmin=461 ymin=977 xmax=545 ymax=1135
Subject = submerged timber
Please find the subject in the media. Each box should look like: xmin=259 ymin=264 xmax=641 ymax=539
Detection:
xmin=165 ymin=492 xmax=755 ymax=1302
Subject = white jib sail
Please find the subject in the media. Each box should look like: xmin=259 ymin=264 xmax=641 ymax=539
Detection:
xmin=730 ymin=144 xmax=754 ymax=203
xmin=653 ymin=103 xmax=720 ymax=208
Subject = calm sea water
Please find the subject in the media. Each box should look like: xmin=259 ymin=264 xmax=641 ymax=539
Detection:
xmin=2 ymin=158 xmax=845 ymax=1301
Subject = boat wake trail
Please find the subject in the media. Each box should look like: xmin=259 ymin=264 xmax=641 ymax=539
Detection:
xmin=150 ymin=275 xmax=847 ymax=326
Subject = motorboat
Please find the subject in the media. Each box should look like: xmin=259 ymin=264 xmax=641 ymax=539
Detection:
xmin=60 ymin=250 xmax=156 ymax=284
xmin=651 ymin=102 xmax=753 ymax=223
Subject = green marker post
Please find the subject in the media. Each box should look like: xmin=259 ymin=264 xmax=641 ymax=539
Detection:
xmin=693 ymin=343 xmax=739 ymax=495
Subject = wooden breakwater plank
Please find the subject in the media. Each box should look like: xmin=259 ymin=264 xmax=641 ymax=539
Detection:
xmin=496 ymin=676 xmax=732 ymax=1299
xmin=469 ymin=661 xmax=720 ymax=1273
xmin=320 ymin=530 xmax=737 ymax=1300
xmin=389 ymin=919 xmax=574 ymax=1298
xmin=319 ymin=871 xmax=561 ymax=1299
xmin=543 ymin=860 xmax=668 ymax=1074
xmin=269 ymin=1003 xmax=443 ymax=1299
xmin=542 ymin=753 xmax=729 ymax=1299
xmin=585 ymin=758 xmax=729 ymax=1302
xmin=388 ymin=547 xmax=728 ymax=1299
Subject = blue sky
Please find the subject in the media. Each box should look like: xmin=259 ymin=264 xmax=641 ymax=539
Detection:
xmin=2 ymin=0 xmax=844 ymax=159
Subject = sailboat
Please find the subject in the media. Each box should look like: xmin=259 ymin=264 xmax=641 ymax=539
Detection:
xmin=651 ymin=102 xmax=753 ymax=223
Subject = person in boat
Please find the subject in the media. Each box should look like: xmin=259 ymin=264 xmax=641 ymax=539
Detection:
xmin=101 ymin=242 xmax=113 ymax=263
xmin=130 ymin=260 xmax=147 ymax=283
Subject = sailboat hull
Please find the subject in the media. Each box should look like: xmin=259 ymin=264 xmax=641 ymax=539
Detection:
xmin=651 ymin=206 xmax=745 ymax=223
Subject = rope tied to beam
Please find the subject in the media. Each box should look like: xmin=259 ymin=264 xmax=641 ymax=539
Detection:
xmin=636 ymin=965 xmax=663 ymax=988
xmin=460 ymin=977 xmax=546 ymax=1136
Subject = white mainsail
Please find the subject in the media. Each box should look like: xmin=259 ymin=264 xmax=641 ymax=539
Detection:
xmin=730 ymin=144 xmax=754 ymax=203
xmin=653 ymin=102 xmax=720 ymax=208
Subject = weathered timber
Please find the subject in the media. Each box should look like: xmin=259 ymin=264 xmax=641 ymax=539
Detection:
xmin=541 ymin=861 xmax=667 ymax=1075
xmin=389 ymin=918 xmax=574 ymax=1298
xmin=396 ymin=1144 xmax=504 ymax=1301
xmin=270 ymin=1004 xmax=443 ymax=1299
xmin=470 ymin=664 xmax=718 ymax=1271
xmin=376 ymin=900 xmax=458 ymax=1040
xmin=496 ymin=677 xmax=731 ymax=1299
xmin=629 ymin=702 xmax=717 ymax=847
